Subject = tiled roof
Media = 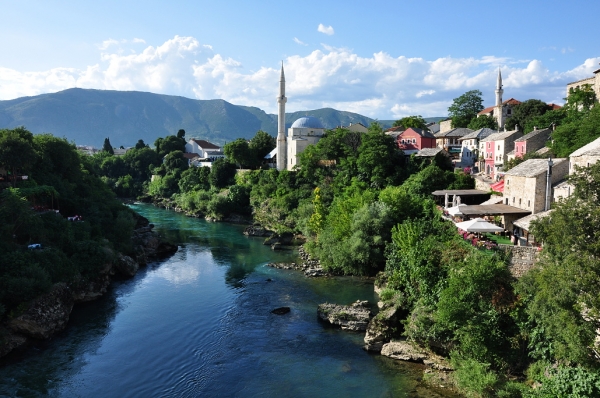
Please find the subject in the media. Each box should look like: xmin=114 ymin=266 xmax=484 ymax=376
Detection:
xmin=183 ymin=153 xmax=200 ymax=159
xmin=415 ymin=148 xmax=445 ymax=157
xmin=460 ymin=128 xmax=496 ymax=141
xmin=505 ymin=158 xmax=567 ymax=178
xmin=403 ymin=127 xmax=436 ymax=139
xmin=569 ymin=136 xmax=600 ymax=157
xmin=437 ymin=127 xmax=473 ymax=138
xmin=480 ymin=129 xmax=521 ymax=142
xmin=192 ymin=139 xmax=220 ymax=149
xmin=514 ymin=128 xmax=551 ymax=142
xmin=478 ymin=98 xmax=521 ymax=115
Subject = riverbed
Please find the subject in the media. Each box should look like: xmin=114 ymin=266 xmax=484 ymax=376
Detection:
xmin=0 ymin=204 xmax=455 ymax=397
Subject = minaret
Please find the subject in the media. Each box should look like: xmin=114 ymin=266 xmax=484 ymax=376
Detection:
xmin=276 ymin=63 xmax=287 ymax=171
xmin=495 ymin=68 xmax=504 ymax=129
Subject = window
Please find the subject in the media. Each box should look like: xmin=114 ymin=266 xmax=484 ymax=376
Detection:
xmin=488 ymin=143 xmax=491 ymax=149
xmin=528 ymin=200 xmax=530 ymax=207
xmin=412 ymin=138 xmax=416 ymax=144
xmin=498 ymin=145 xmax=500 ymax=150
xmin=512 ymin=197 xmax=515 ymax=203
xmin=519 ymin=198 xmax=522 ymax=205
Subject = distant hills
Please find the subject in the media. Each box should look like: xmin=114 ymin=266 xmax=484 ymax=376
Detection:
xmin=0 ymin=88 xmax=445 ymax=147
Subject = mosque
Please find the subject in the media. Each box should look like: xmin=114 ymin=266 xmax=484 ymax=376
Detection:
xmin=276 ymin=64 xmax=326 ymax=171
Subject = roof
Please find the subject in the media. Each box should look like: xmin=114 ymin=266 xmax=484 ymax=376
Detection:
xmin=264 ymin=147 xmax=277 ymax=159
xmin=514 ymin=128 xmax=551 ymax=142
xmin=402 ymin=127 xmax=436 ymax=139
xmin=385 ymin=126 xmax=404 ymax=133
xmin=479 ymin=196 xmax=504 ymax=205
xmin=427 ymin=123 xmax=440 ymax=134
xmin=513 ymin=210 xmax=553 ymax=231
xmin=460 ymin=128 xmax=496 ymax=141
xmin=192 ymin=139 xmax=220 ymax=149
xmin=432 ymin=189 xmax=490 ymax=196
xmin=436 ymin=127 xmax=473 ymax=138
xmin=477 ymin=98 xmax=522 ymax=115
xmin=183 ymin=153 xmax=200 ymax=159
xmin=480 ymin=129 xmax=522 ymax=142
xmin=459 ymin=204 xmax=531 ymax=216
xmin=548 ymin=103 xmax=562 ymax=110
xmin=490 ymin=180 xmax=504 ymax=193
xmin=536 ymin=147 xmax=551 ymax=156
xmin=291 ymin=116 xmax=324 ymax=129
xmin=505 ymin=158 xmax=567 ymax=178
xmin=415 ymin=148 xmax=445 ymax=157
xmin=569 ymin=136 xmax=600 ymax=157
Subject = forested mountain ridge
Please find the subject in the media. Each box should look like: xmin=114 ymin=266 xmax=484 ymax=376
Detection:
xmin=0 ymin=88 xmax=383 ymax=148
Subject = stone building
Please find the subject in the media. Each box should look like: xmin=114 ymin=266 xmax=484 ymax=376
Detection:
xmin=285 ymin=116 xmax=326 ymax=170
xmin=503 ymin=158 xmax=568 ymax=215
xmin=395 ymin=127 xmax=437 ymax=155
xmin=458 ymin=127 xmax=495 ymax=167
xmin=507 ymin=127 xmax=552 ymax=162
xmin=566 ymin=63 xmax=600 ymax=101
xmin=435 ymin=127 xmax=472 ymax=159
xmin=569 ymin=135 xmax=600 ymax=172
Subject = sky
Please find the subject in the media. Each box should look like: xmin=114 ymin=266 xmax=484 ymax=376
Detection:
xmin=1 ymin=0 xmax=600 ymax=119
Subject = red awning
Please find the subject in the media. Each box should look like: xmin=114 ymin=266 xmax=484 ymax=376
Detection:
xmin=490 ymin=180 xmax=504 ymax=193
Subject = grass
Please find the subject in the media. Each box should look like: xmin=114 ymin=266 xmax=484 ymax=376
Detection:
xmin=484 ymin=233 xmax=511 ymax=245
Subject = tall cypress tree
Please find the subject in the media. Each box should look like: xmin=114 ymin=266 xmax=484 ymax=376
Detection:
xmin=103 ymin=137 xmax=114 ymax=155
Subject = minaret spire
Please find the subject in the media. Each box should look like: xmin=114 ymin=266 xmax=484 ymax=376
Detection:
xmin=495 ymin=67 xmax=504 ymax=129
xmin=276 ymin=62 xmax=287 ymax=171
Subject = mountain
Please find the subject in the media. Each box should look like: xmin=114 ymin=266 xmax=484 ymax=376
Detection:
xmin=0 ymin=88 xmax=385 ymax=148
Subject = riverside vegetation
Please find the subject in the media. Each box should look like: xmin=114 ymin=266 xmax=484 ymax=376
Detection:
xmin=2 ymin=86 xmax=600 ymax=396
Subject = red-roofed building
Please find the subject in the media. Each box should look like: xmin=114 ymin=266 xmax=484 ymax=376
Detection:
xmin=395 ymin=127 xmax=437 ymax=155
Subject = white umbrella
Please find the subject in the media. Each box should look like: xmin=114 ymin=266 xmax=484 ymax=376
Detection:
xmin=455 ymin=218 xmax=504 ymax=233
xmin=447 ymin=204 xmax=466 ymax=216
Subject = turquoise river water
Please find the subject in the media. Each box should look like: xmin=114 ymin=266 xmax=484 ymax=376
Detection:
xmin=0 ymin=204 xmax=456 ymax=397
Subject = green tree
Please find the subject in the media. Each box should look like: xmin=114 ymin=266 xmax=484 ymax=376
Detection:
xmin=393 ymin=115 xmax=428 ymax=130
xmin=0 ymin=127 xmax=37 ymax=186
xmin=135 ymin=139 xmax=147 ymax=149
xmin=224 ymin=138 xmax=252 ymax=168
xmin=467 ymin=114 xmax=497 ymax=130
xmin=505 ymin=99 xmax=552 ymax=131
xmin=357 ymin=124 xmax=403 ymax=188
xmin=177 ymin=129 xmax=186 ymax=139
xmin=209 ymin=158 xmax=237 ymax=189
xmin=155 ymin=135 xmax=186 ymax=158
xmin=448 ymin=90 xmax=484 ymax=128
xmin=249 ymin=130 xmax=276 ymax=166
xmin=102 ymin=137 xmax=114 ymax=155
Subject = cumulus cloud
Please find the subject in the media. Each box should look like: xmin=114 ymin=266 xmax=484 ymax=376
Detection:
xmin=0 ymin=36 xmax=597 ymax=119
xmin=317 ymin=23 xmax=334 ymax=35
xmin=293 ymin=37 xmax=308 ymax=46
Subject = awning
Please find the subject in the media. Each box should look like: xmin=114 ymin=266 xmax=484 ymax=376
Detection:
xmin=490 ymin=180 xmax=504 ymax=193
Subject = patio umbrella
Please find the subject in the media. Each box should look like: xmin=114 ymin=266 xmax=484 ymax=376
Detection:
xmin=455 ymin=218 xmax=504 ymax=233
xmin=447 ymin=204 xmax=466 ymax=216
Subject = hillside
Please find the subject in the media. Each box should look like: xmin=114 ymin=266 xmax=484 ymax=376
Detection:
xmin=0 ymin=88 xmax=386 ymax=147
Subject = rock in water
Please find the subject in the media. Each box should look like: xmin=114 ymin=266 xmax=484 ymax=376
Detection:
xmin=8 ymin=283 xmax=74 ymax=340
xmin=363 ymin=303 xmax=405 ymax=352
xmin=317 ymin=301 xmax=372 ymax=331
xmin=115 ymin=254 xmax=139 ymax=277
xmin=271 ymin=307 xmax=291 ymax=315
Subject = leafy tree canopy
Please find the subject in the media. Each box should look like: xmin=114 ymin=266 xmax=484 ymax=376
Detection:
xmin=505 ymin=99 xmax=552 ymax=132
xmin=393 ymin=115 xmax=428 ymax=130
xmin=448 ymin=90 xmax=484 ymax=128
xmin=467 ymin=114 xmax=497 ymax=130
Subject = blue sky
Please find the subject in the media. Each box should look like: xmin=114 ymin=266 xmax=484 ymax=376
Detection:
xmin=1 ymin=0 xmax=599 ymax=119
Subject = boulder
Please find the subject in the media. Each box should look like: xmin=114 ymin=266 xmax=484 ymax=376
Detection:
xmin=115 ymin=254 xmax=139 ymax=277
xmin=271 ymin=307 xmax=291 ymax=315
xmin=71 ymin=274 xmax=112 ymax=303
xmin=8 ymin=283 xmax=74 ymax=340
xmin=364 ymin=303 xmax=404 ymax=352
xmin=0 ymin=328 xmax=27 ymax=357
xmin=317 ymin=300 xmax=372 ymax=331
xmin=381 ymin=341 xmax=453 ymax=371
xmin=243 ymin=225 xmax=273 ymax=237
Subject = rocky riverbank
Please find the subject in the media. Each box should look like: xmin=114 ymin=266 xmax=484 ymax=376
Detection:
xmin=0 ymin=215 xmax=177 ymax=359
xmin=267 ymin=246 xmax=327 ymax=277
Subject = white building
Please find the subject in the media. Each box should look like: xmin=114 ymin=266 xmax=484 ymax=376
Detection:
xmin=286 ymin=116 xmax=326 ymax=170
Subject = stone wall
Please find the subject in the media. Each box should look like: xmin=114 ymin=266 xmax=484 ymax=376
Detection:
xmin=571 ymin=154 xmax=600 ymax=172
xmin=498 ymin=244 xmax=539 ymax=277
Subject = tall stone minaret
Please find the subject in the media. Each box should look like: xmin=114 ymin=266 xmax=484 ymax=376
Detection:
xmin=495 ymin=68 xmax=504 ymax=129
xmin=276 ymin=63 xmax=287 ymax=171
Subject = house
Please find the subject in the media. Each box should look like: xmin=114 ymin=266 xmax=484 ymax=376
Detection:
xmin=185 ymin=139 xmax=225 ymax=164
xmin=183 ymin=152 xmax=200 ymax=167
xmin=426 ymin=122 xmax=440 ymax=135
xmin=395 ymin=127 xmax=437 ymax=155
xmin=458 ymin=128 xmax=496 ymax=167
xmin=566 ymin=62 xmax=600 ymax=101
xmin=569 ymin=135 xmax=600 ymax=173
xmin=508 ymin=127 xmax=553 ymax=162
xmin=503 ymin=158 xmax=568 ymax=215
xmin=435 ymin=128 xmax=473 ymax=159
xmin=479 ymin=128 xmax=522 ymax=178
xmin=345 ymin=122 xmax=368 ymax=133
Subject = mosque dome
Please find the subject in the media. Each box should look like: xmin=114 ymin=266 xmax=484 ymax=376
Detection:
xmin=290 ymin=116 xmax=324 ymax=129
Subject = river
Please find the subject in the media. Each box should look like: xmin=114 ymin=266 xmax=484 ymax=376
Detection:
xmin=0 ymin=204 xmax=455 ymax=397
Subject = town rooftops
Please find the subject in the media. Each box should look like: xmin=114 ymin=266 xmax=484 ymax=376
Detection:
xmin=513 ymin=210 xmax=553 ymax=231
xmin=514 ymin=128 xmax=551 ymax=142
xmin=426 ymin=123 xmax=440 ymax=134
xmin=191 ymin=139 xmax=220 ymax=149
xmin=435 ymin=127 xmax=473 ymax=138
xmin=460 ymin=128 xmax=496 ymax=141
xmin=403 ymin=127 xmax=436 ymax=139
xmin=569 ymin=136 xmax=600 ymax=157
xmin=480 ymin=129 xmax=521 ymax=142
xmin=504 ymin=158 xmax=567 ymax=178
xmin=415 ymin=148 xmax=445 ymax=157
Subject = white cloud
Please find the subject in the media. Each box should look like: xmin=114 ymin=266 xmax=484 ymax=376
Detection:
xmin=317 ymin=23 xmax=334 ymax=35
xmin=293 ymin=37 xmax=308 ymax=46
xmin=0 ymin=36 xmax=597 ymax=119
